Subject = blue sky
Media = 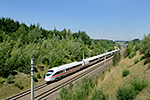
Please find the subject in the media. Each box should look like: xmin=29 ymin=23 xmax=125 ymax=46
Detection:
xmin=0 ymin=0 xmax=150 ymax=41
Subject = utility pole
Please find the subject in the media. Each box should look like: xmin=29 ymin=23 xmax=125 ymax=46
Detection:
xmin=83 ymin=50 xmax=84 ymax=60
xmin=83 ymin=50 xmax=85 ymax=65
xmin=31 ymin=58 xmax=34 ymax=100
xmin=104 ymin=49 xmax=106 ymax=67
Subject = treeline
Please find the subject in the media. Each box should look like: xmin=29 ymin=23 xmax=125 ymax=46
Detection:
xmin=124 ymin=35 xmax=150 ymax=58
xmin=0 ymin=17 xmax=116 ymax=77
xmin=124 ymin=38 xmax=141 ymax=58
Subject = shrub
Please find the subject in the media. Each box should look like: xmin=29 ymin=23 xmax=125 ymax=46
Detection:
xmin=14 ymin=82 xmax=19 ymax=87
xmin=116 ymin=85 xmax=136 ymax=100
xmin=101 ymin=75 xmax=105 ymax=81
xmin=144 ymin=58 xmax=150 ymax=65
xmin=131 ymin=77 xmax=148 ymax=94
xmin=14 ymin=82 xmax=24 ymax=90
xmin=134 ymin=58 xmax=139 ymax=64
xmin=37 ymin=72 xmax=41 ymax=79
xmin=0 ymin=78 xmax=4 ymax=84
xmin=58 ymin=77 xmax=95 ymax=100
xmin=122 ymin=69 xmax=130 ymax=77
xmin=126 ymin=47 xmax=132 ymax=56
xmin=90 ymin=87 xmax=109 ymax=100
xmin=6 ymin=74 xmax=14 ymax=84
xmin=129 ymin=52 xmax=136 ymax=59
xmin=113 ymin=52 xmax=121 ymax=66
xmin=34 ymin=76 xmax=38 ymax=82
xmin=140 ymin=56 xmax=145 ymax=61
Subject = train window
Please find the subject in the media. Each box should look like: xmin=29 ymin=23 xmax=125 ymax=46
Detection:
xmin=46 ymin=74 xmax=51 ymax=76
xmin=48 ymin=70 xmax=54 ymax=72
xmin=46 ymin=70 xmax=54 ymax=76
xmin=53 ymin=70 xmax=63 ymax=76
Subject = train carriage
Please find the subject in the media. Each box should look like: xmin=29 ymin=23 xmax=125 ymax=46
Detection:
xmin=45 ymin=49 xmax=119 ymax=82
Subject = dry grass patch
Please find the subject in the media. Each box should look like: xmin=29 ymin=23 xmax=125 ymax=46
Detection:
xmin=0 ymin=66 xmax=49 ymax=100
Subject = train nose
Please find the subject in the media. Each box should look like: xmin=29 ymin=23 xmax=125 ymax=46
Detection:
xmin=45 ymin=76 xmax=50 ymax=82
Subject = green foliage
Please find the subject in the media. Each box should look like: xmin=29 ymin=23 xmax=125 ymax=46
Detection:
xmin=126 ymin=47 xmax=132 ymax=56
xmin=144 ymin=58 xmax=150 ymax=65
xmin=134 ymin=43 xmax=140 ymax=51
xmin=0 ymin=17 xmax=117 ymax=77
xmin=113 ymin=52 xmax=121 ymax=66
xmin=134 ymin=58 xmax=139 ymax=64
xmin=34 ymin=76 xmax=38 ymax=82
xmin=131 ymin=77 xmax=148 ymax=93
xmin=129 ymin=52 xmax=136 ymax=59
xmin=0 ymin=78 xmax=4 ymax=84
xmin=140 ymin=56 xmax=145 ymax=61
xmin=43 ymin=73 xmax=46 ymax=78
xmin=37 ymin=72 xmax=41 ymax=79
xmin=101 ymin=75 xmax=105 ymax=81
xmin=69 ymin=82 xmax=73 ymax=90
xmin=90 ymin=87 xmax=109 ymax=100
xmin=14 ymin=81 xmax=24 ymax=90
xmin=6 ymin=74 xmax=14 ymax=84
xmin=116 ymin=85 xmax=136 ymax=100
xmin=58 ymin=77 xmax=95 ymax=100
xmin=122 ymin=69 xmax=130 ymax=77
xmin=116 ymin=77 xmax=148 ymax=100
xmin=140 ymin=34 xmax=150 ymax=56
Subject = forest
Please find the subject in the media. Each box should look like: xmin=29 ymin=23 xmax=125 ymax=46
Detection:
xmin=0 ymin=17 xmax=116 ymax=77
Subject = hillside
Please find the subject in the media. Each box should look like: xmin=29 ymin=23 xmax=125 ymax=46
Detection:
xmin=98 ymin=51 xmax=150 ymax=100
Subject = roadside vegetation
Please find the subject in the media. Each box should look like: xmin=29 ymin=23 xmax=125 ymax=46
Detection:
xmin=56 ymin=77 xmax=109 ymax=100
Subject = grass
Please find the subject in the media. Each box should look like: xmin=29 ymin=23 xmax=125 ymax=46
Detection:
xmin=0 ymin=65 xmax=49 ymax=100
xmin=97 ymin=51 xmax=150 ymax=100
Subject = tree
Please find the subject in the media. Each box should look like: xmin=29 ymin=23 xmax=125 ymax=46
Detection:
xmin=140 ymin=33 xmax=150 ymax=56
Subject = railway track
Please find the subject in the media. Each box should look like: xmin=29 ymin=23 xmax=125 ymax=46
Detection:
xmin=5 ymin=48 xmax=125 ymax=100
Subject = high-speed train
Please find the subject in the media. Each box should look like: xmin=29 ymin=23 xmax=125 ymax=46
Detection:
xmin=45 ymin=49 xmax=119 ymax=82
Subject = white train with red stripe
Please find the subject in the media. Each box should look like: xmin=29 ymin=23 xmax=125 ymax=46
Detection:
xmin=45 ymin=49 xmax=119 ymax=82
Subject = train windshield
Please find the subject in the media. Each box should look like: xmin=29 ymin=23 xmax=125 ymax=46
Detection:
xmin=46 ymin=70 xmax=54 ymax=76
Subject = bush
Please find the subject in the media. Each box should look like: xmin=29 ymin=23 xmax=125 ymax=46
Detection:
xmin=34 ymin=76 xmax=38 ymax=82
xmin=116 ymin=85 xmax=136 ymax=100
xmin=90 ymin=87 xmax=109 ymax=100
xmin=6 ymin=74 xmax=14 ymax=84
xmin=37 ymin=72 xmax=41 ymax=79
xmin=58 ymin=77 xmax=95 ymax=100
xmin=131 ymin=77 xmax=148 ymax=94
xmin=122 ymin=69 xmax=130 ymax=77
xmin=14 ymin=82 xmax=19 ymax=87
xmin=14 ymin=82 xmax=24 ymax=90
xmin=129 ymin=52 xmax=136 ymax=59
xmin=0 ymin=78 xmax=4 ymax=84
xmin=140 ymin=56 xmax=145 ymax=61
xmin=126 ymin=47 xmax=132 ymax=56
xmin=144 ymin=58 xmax=150 ymax=65
xmin=134 ymin=58 xmax=139 ymax=64
xmin=113 ymin=52 xmax=121 ymax=66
